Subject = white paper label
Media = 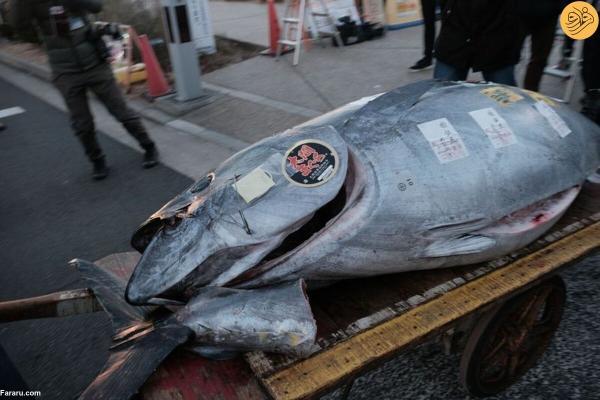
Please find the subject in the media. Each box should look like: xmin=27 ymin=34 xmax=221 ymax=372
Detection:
xmin=534 ymin=101 xmax=571 ymax=138
xmin=233 ymin=168 xmax=275 ymax=203
xmin=469 ymin=108 xmax=517 ymax=148
xmin=417 ymin=118 xmax=469 ymax=163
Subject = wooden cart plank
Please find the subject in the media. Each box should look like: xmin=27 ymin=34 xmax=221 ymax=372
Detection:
xmin=260 ymin=221 xmax=600 ymax=400
xmin=141 ymin=350 xmax=267 ymax=400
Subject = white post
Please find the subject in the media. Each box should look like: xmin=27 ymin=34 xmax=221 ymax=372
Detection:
xmin=160 ymin=0 xmax=204 ymax=101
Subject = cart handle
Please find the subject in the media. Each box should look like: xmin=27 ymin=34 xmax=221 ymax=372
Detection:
xmin=0 ymin=289 xmax=101 ymax=323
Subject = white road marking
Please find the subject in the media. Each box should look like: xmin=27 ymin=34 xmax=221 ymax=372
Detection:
xmin=0 ymin=106 xmax=26 ymax=119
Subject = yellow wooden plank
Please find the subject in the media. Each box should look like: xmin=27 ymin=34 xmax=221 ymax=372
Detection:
xmin=262 ymin=222 xmax=600 ymax=400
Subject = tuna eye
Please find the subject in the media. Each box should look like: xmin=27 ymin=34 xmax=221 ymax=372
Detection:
xmin=190 ymin=173 xmax=214 ymax=194
xmin=166 ymin=216 xmax=182 ymax=228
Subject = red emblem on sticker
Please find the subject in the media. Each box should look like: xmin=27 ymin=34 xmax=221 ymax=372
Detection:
xmin=287 ymin=144 xmax=326 ymax=177
xmin=283 ymin=140 xmax=338 ymax=187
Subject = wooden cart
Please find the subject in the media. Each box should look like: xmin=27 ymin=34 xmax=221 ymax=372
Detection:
xmin=1 ymin=183 xmax=598 ymax=400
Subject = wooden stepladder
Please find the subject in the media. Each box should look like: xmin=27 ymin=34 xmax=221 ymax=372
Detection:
xmin=277 ymin=0 xmax=344 ymax=66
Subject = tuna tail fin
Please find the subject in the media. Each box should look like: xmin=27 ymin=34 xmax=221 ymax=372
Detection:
xmin=70 ymin=259 xmax=193 ymax=400
xmin=69 ymin=259 xmax=155 ymax=332
xmin=78 ymin=324 xmax=192 ymax=400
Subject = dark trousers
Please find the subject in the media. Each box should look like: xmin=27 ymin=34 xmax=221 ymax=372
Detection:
xmin=53 ymin=63 xmax=154 ymax=161
xmin=421 ymin=0 xmax=446 ymax=59
xmin=583 ymin=25 xmax=600 ymax=91
xmin=520 ymin=17 xmax=557 ymax=91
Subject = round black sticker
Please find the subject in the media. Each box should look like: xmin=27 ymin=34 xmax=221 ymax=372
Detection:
xmin=282 ymin=140 xmax=339 ymax=187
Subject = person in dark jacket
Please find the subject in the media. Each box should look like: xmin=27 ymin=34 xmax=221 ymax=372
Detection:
xmin=433 ymin=0 xmax=521 ymax=85
xmin=516 ymin=0 xmax=564 ymax=91
xmin=8 ymin=0 xmax=158 ymax=180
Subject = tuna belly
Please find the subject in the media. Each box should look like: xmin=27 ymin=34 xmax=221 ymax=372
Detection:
xmin=425 ymin=185 xmax=582 ymax=266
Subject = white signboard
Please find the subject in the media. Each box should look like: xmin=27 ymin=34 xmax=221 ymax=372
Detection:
xmin=188 ymin=0 xmax=216 ymax=54
xmin=362 ymin=0 xmax=385 ymax=25
xmin=311 ymin=0 xmax=361 ymax=34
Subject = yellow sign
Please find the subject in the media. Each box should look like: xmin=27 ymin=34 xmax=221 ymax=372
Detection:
xmin=560 ymin=1 xmax=599 ymax=40
xmin=385 ymin=0 xmax=422 ymax=27
xmin=480 ymin=87 xmax=523 ymax=106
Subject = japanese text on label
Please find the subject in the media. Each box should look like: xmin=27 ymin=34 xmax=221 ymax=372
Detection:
xmin=534 ymin=101 xmax=572 ymax=138
xmin=469 ymin=108 xmax=517 ymax=148
xmin=417 ymin=118 xmax=469 ymax=163
xmin=481 ymin=87 xmax=523 ymax=106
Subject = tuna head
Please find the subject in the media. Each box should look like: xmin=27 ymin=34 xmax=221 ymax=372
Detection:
xmin=126 ymin=125 xmax=349 ymax=304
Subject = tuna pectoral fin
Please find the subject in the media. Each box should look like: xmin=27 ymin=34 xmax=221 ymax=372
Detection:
xmin=424 ymin=234 xmax=497 ymax=258
xmin=70 ymin=259 xmax=155 ymax=332
xmin=177 ymin=280 xmax=317 ymax=356
xmin=78 ymin=324 xmax=192 ymax=400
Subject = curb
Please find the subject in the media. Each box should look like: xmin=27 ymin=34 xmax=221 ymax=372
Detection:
xmin=0 ymin=49 xmax=249 ymax=151
xmin=0 ymin=50 xmax=52 ymax=81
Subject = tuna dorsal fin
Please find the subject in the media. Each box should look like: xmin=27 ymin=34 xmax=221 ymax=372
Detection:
xmin=70 ymin=259 xmax=155 ymax=332
xmin=78 ymin=324 xmax=192 ymax=400
xmin=424 ymin=234 xmax=496 ymax=258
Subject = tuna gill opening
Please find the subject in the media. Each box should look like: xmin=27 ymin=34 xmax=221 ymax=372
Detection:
xmin=262 ymin=183 xmax=347 ymax=262
xmin=227 ymin=149 xmax=361 ymax=286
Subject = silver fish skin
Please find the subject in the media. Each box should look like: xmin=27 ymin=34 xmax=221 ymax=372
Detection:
xmin=127 ymin=80 xmax=600 ymax=301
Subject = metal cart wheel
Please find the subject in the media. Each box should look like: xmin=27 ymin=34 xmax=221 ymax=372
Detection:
xmin=459 ymin=276 xmax=566 ymax=397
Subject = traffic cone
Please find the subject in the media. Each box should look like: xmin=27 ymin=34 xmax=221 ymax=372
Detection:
xmin=265 ymin=0 xmax=281 ymax=56
xmin=137 ymin=34 xmax=170 ymax=98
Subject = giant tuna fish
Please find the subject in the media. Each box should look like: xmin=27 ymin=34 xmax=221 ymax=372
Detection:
xmin=75 ymin=80 xmax=599 ymax=399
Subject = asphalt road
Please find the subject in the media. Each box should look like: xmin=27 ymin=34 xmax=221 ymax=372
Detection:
xmin=1 ymin=77 xmax=599 ymax=400
xmin=0 ymin=77 xmax=192 ymax=399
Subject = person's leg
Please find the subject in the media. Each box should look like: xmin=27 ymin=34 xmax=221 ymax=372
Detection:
xmin=422 ymin=0 xmax=436 ymax=60
xmin=523 ymin=18 xmax=557 ymax=91
xmin=54 ymin=73 xmax=108 ymax=179
xmin=582 ymin=27 xmax=600 ymax=93
xmin=433 ymin=60 xmax=469 ymax=81
xmin=482 ymin=65 xmax=516 ymax=86
xmin=87 ymin=64 xmax=158 ymax=168
xmin=410 ymin=0 xmax=436 ymax=70
xmin=54 ymin=74 xmax=103 ymax=160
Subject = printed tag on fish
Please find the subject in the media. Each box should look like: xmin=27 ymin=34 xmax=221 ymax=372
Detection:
xmin=480 ymin=87 xmax=523 ymax=106
xmin=233 ymin=167 xmax=275 ymax=203
xmin=417 ymin=118 xmax=469 ymax=163
xmin=522 ymin=89 xmax=556 ymax=107
xmin=469 ymin=108 xmax=517 ymax=148
xmin=534 ymin=101 xmax=571 ymax=138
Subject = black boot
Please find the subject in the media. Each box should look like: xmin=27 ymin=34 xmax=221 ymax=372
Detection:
xmin=0 ymin=122 xmax=5 ymax=131
xmin=92 ymin=156 xmax=109 ymax=180
xmin=142 ymin=144 xmax=159 ymax=169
